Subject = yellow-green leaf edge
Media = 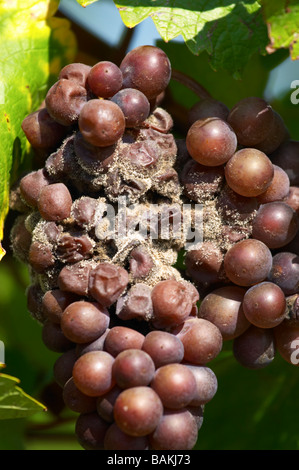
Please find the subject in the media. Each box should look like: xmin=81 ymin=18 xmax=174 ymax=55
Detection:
xmin=0 ymin=365 xmax=47 ymax=419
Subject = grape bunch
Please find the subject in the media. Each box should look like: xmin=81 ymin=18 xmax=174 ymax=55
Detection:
xmin=10 ymin=44 xmax=299 ymax=450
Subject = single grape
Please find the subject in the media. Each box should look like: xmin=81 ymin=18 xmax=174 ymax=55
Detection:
xmin=233 ymin=325 xmax=276 ymax=369
xmin=257 ymin=164 xmax=290 ymax=204
xmin=75 ymin=412 xmax=109 ymax=450
xmin=87 ymin=61 xmax=123 ymax=98
xmin=242 ymin=281 xmax=286 ymax=329
xmin=71 ymin=196 xmax=99 ymax=229
xmin=142 ymin=330 xmax=184 ymax=368
xmin=116 ymin=283 xmax=153 ymax=322
xmin=129 ymin=246 xmax=154 ymax=279
xmin=19 ymin=169 xmax=50 ymax=209
xmin=88 ymin=262 xmax=129 ymax=307
xmin=56 ymin=233 xmax=94 ymax=264
xmin=59 ymin=62 xmax=92 ymax=87
xmin=45 ymin=78 xmax=87 ymax=126
xmin=78 ymin=99 xmax=125 ymax=147
xmin=255 ymin=111 xmax=289 ymax=155
xmin=112 ymin=349 xmax=155 ymax=389
xmin=188 ymin=98 xmax=229 ymax=124
xmin=28 ymin=241 xmax=55 ymax=274
xmin=72 ymin=350 xmax=115 ymax=397
xmin=61 ymin=300 xmax=109 ymax=344
xmin=216 ymin=185 xmax=259 ymax=224
xmin=172 ymin=317 xmax=223 ymax=365
xmin=113 ymin=386 xmax=163 ymax=437
xmin=21 ymin=107 xmax=68 ymax=150
xmin=186 ymin=118 xmax=237 ymax=166
xmin=104 ymin=326 xmax=145 ymax=358
xmin=37 ymin=183 xmax=72 ymax=222
xmin=185 ymin=364 xmax=218 ymax=406
xmin=268 ymin=252 xmax=299 ymax=295
xmin=151 ymin=279 xmax=193 ymax=329
xmin=111 ymin=88 xmax=150 ymax=127
xmin=223 ymin=239 xmax=273 ymax=286
xmin=120 ymin=45 xmax=171 ymax=99
xmin=198 ymin=285 xmax=250 ymax=341
xmin=151 ymin=363 xmax=197 ymax=409
xmin=53 ymin=348 xmax=78 ymax=388
xmin=58 ymin=260 xmax=92 ymax=297
xmin=104 ymin=423 xmax=149 ymax=450
xmin=149 ymin=408 xmax=198 ymax=450
xmin=181 ymin=159 xmax=225 ymax=202
xmin=42 ymin=289 xmax=79 ymax=324
xmin=224 ymin=148 xmax=274 ymax=197
xmin=185 ymin=242 xmax=225 ymax=286
xmin=251 ymin=201 xmax=299 ymax=249
xmin=227 ymin=96 xmax=275 ymax=146
xmin=10 ymin=215 xmax=32 ymax=263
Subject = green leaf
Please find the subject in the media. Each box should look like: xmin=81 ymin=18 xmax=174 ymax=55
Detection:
xmin=114 ymin=0 xmax=269 ymax=78
xmin=0 ymin=0 xmax=77 ymax=260
xmin=261 ymin=0 xmax=299 ymax=59
xmin=0 ymin=369 xmax=47 ymax=419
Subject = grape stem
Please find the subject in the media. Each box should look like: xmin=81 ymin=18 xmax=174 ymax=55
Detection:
xmin=171 ymin=69 xmax=212 ymax=100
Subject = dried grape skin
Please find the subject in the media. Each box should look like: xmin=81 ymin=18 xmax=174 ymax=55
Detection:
xmin=223 ymin=239 xmax=273 ymax=287
xmin=37 ymin=183 xmax=72 ymax=222
xmin=88 ymin=263 xmax=129 ymax=307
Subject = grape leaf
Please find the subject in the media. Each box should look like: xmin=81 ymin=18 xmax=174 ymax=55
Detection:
xmin=261 ymin=0 xmax=299 ymax=59
xmin=0 ymin=367 xmax=47 ymax=419
xmin=0 ymin=0 xmax=77 ymax=261
xmin=113 ymin=0 xmax=268 ymax=78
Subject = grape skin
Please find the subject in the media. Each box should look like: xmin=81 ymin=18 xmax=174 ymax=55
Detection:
xmin=186 ymin=118 xmax=237 ymax=166
xmin=198 ymin=285 xmax=250 ymax=341
xmin=87 ymin=61 xmax=123 ymax=98
xmin=251 ymin=202 xmax=299 ymax=249
xmin=79 ymin=99 xmax=125 ymax=147
xmin=111 ymin=88 xmax=150 ymax=127
xmin=113 ymin=386 xmax=163 ymax=437
xmin=120 ymin=45 xmax=171 ymax=99
xmin=242 ymin=281 xmax=286 ymax=329
xmin=233 ymin=326 xmax=276 ymax=369
xmin=268 ymin=252 xmax=299 ymax=295
xmin=224 ymin=148 xmax=274 ymax=197
xmin=223 ymin=239 xmax=273 ymax=287
xmin=227 ymin=96 xmax=275 ymax=146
